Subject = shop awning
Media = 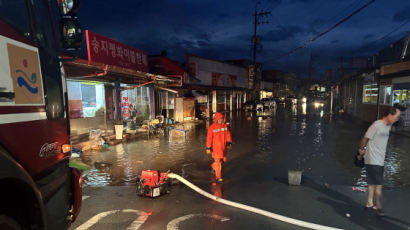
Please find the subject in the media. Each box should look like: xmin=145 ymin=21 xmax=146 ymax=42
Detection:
xmin=178 ymin=83 xmax=248 ymax=91
xmin=394 ymin=82 xmax=410 ymax=90
xmin=63 ymin=57 xmax=181 ymax=87
xmin=379 ymin=69 xmax=410 ymax=79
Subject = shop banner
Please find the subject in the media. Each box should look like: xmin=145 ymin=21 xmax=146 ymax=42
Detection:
xmin=122 ymin=93 xmax=130 ymax=120
xmin=85 ymin=30 xmax=148 ymax=72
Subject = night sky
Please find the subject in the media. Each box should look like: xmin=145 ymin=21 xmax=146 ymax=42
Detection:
xmin=78 ymin=0 xmax=410 ymax=79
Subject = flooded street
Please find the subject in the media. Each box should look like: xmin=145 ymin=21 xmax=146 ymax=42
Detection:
xmin=80 ymin=104 xmax=410 ymax=192
xmin=72 ymin=105 xmax=410 ymax=230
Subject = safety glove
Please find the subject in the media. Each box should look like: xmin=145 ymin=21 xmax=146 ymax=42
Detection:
xmin=206 ymin=147 xmax=212 ymax=154
xmin=226 ymin=142 xmax=232 ymax=151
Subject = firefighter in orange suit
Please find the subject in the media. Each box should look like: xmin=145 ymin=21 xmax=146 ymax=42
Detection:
xmin=206 ymin=112 xmax=232 ymax=182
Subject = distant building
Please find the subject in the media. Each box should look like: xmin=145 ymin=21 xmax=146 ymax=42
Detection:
xmin=262 ymin=70 xmax=301 ymax=98
xmin=338 ymin=32 xmax=410 ymax=134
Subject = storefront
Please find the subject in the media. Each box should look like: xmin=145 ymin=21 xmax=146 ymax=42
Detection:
xmin=63 ymin=30 xmax=180 ymax=136
xmin=157 ymin=89 xmax=176 ymax=119
xmin=379 ymin=61 xmax=410 ymax=132
xmin=260 ymin=81 xmax=274 ymax=99
xmin=184 ymin=54 xmax=248 ymax=115
xmin=393 ymin=81 xmax=410 ymax=127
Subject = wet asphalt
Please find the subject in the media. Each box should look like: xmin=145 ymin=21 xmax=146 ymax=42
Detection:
xmin=69 ymin=104 xmax=410 ymax=230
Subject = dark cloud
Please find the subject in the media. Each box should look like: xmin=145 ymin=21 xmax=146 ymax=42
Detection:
xmin=263 ymin=26 xmax=304 ymax=42
xmin=77 ymin=0 xmax=409 ymax=77
xmin=309 ymin=19 xmax=325 ymax=34
xmin=195 ymin=33 xmax=211 ymax=42
xmin=392 ymin=6 xmax=410 ymax=22
xmin=265 ymin=0 xmax=314 ymax=4
xmin=288 ymin=0 xmax=315 ymax=3
xmin=197 ymin=40 xmax=210 ymax=47
xmin=218 ymin=13 xmax=230 ymax=19
xmin=232 ymin=34 xmax=251 ymax=43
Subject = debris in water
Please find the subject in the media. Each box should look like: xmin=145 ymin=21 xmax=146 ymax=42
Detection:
xmin=352 ymin=186 xmax=366 ymax=192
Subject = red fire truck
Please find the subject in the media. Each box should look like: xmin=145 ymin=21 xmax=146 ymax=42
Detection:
xmin=0 ymin=0 xmax=82 ymax=229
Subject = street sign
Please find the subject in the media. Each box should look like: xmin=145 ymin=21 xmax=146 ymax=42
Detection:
xmin=249 ymin=65 xmax=254 ymax=89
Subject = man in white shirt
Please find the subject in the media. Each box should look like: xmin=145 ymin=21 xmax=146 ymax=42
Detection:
xmin=357 ymin=107 xmax=401 ymax=216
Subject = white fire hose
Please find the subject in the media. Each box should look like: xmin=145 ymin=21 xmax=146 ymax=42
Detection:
xmin=167 ymin=173 xmax=343 ymax=230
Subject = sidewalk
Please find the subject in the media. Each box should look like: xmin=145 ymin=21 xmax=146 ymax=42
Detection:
xmin=72 ymin=174 xmax=410 ymax=230
xmin=225 ymin=176 xmax=410 ymax=230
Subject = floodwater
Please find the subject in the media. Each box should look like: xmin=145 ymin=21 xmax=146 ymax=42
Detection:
xmin=79 ymin=103 xmax=410 ymax=192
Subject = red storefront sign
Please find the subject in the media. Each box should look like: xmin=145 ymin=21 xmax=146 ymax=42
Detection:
xmin=85 ymin=30 xmax=148 ymax=72
xmin=122 ymin=96 xmax=130 ymax=120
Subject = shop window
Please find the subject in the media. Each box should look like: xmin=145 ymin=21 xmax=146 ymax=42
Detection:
xmin=158 ymin=91 xmax=175 ymax=118
xmin=122 ymin=86 xmax=151 ymax=121
xmin=217 ymin=94 xmax=226 ymax=104
xmin=379 ymin=85 xmax=392 ymax=105
xmin=363 ymin=84 xmax=378 ymax=104
xmin=67 ymin=81 xmax=105 ymax=118
xmin=393 ymin=89 xmax=410 ymax=106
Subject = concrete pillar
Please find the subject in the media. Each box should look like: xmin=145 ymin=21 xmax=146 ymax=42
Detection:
xmin=166 ymin=91 xmax=169 ymax=118
xmin=239 ymin=91 xmax=242 ymax=109
xmin=212 ymin=90 xmax=217 ymax=114
xmin=206 ymin=94 xmax=210 ymax=118
xmin=236 ymin=91 xmax=241 ymax=110
xmin=224 ymin=91 xmax=227 ymax=111
xmin=175 ymin=97 xmax=184 ymax=122
xmin=244 ymin=92 xmax=247 ymax=103
xmin=230 ymin=91 xmax=233 ymax=111
xmin=330 ymin=87 xmax=333 ymax=115
xmin=115 ymin=81 xmax=121 ymax=120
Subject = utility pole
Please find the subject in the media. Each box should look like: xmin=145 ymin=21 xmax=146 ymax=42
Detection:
xmin=252 ymin=5 xmax=271 ymax=66
xmin=251 ymin=3 xmax=271 ymax=99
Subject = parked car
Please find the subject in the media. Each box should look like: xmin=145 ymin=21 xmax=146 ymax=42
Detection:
xmin=286 ymin=95 xmax=297 ymax=105
xmin=261 ymin=98 xmax=276 ymax=109
xmin=255 ymin=100 xmax=263 ymax=111
xmin=243 ymin=101 xmax=254 ymax=111
xmin=277 ymin=97 xmax=286 ymax=104
xmin=313 ymin=98 xmax=325 ymax=108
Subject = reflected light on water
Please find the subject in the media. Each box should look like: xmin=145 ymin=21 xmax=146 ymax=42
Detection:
xmin=292 ymin=105 xmax=297 ymax=116
xmin=116 ymin=144 xmax=124 ymax=156
xmin=302 ymin=102 xmax=306 ymax=115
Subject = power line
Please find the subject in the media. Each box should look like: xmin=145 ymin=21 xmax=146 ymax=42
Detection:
xmin=372 ymin=19 xmax=410 ymax=43
xmin=263 ymin=0 xmax=375 ymax=63
xmin=252 ymin=4 xmax=271 ymax=66
xmin=325 ymin=0 xmax=364 ymax=29
xmin=351 ymin=18 xmax=410 ymax=55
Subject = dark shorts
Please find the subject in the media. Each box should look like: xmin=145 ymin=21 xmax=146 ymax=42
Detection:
xmin=365 ymin=164 xmax=384 ymax=185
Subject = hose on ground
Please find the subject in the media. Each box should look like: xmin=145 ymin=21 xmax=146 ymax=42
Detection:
xmin=167 ymin=173 xmax=343 ymax=230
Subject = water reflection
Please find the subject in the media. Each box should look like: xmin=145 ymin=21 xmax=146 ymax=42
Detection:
xmin=291 ymin=105 xmax=297 ymax=116
xmin=301 ymin=102 xmax=307 ymax=115
xmin=78 ymin=104 xmax=410 ymax=192
xmin=299 ymin=118 xmax=306 ymax=136
xmin=211 ymin=182 xmax=223 ymax=198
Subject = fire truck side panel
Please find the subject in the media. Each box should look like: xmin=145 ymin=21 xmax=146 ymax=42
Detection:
xmin=0 ymin=0 xmax=82 ymax=229
xmin=0 ymin=118 xmax=70 ymax=174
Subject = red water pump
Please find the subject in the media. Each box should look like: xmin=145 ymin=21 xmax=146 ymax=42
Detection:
xmin=136 ymin=170 xmax=170 ymax=197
